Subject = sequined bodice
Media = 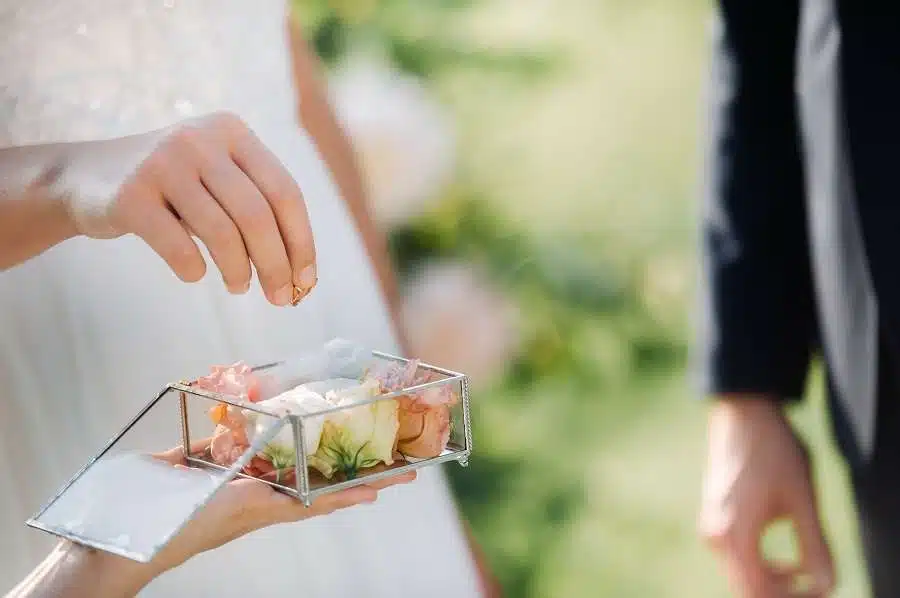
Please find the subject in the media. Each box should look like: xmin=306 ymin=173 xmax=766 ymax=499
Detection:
xmin=0 ymin=0 xmax=297 ymax=146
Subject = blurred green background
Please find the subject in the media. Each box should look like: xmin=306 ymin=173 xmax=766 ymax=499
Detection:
xmin=295 ymin=1 xmax=869 ymax=596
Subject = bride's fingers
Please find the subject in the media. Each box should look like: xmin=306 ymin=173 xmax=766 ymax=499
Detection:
xmin=201 ymin=160 xmax=292 ymax=305
xmin=164 ymin=174 xmax=253 ymax=296
xmin=314 ymin=486 xmax=379 ymax=513
xmin=365 ymin=471 xmax=417 ymax=491
xmin=229 ymin=124 xmax=317 ymax=296
xmin=122 ymin=183 xmax=206 ymax=284
xmin=272 ymin=485 xmax=378 ymax=523
xmin=152 ymin=438 xmax=215 ymax=465
xmin=274 ymin=473 xmax=417 ymax=522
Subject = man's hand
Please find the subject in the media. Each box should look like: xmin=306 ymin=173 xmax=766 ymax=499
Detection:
xmin=699 ymin=397 xmax=835 ymax=598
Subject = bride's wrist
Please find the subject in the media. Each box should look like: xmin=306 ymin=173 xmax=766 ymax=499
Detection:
xmin=18 ymin=147 xmax=82 ymax=242
xmin=40 ymin=188 xmax=81 ymax=244
xmin=0 ymin=143 xmax=80 ymax=238
xmin=7 ymin=541 xmax=162 ymax=598
xmin=42 ymin=144 xmax=97 ymax=240
xmin=58 ymin=541 xmax=161 ymax=596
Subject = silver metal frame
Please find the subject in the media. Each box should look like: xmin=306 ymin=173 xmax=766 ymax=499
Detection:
xmin=178 ymin=350 xmax=473 ymax=506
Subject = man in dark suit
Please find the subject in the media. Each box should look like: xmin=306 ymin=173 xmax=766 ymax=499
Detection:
xmin=697 ymin=1 xmax=900 ymax=596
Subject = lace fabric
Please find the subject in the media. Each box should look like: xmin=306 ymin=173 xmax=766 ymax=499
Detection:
xmin=0 ymin=0 xmax=296 ymax=146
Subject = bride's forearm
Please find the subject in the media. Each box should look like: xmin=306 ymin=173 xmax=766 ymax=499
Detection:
xmin=4 ymin=542 xmax=159 ymax=598
xmin=0 ymin=143 xmax=80 ymax=270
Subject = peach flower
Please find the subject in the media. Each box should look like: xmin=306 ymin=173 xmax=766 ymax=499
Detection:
xmin=194 ymin=362 xmax=264 ymax=403
xmin=196 ymin=363 xmax=262 ymax=469
xmin=208 ymin=405 xmax=250 ymax=467
xmin=369 ymin=361 xmax=459 ymax=459
xmin=402 ymin=261 xmax=520 ymax=388
xmin=245 ymin=455 xmax=296 ymax=486
xmin=395 ymin=394 xmax=455 ymax=458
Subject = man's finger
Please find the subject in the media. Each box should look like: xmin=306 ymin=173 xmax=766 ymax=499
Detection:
xmin=722 ymin=526 xmax=781 ymax=598
xmin=770 ymin=563 xmax=821 ymax=598
xmin=790 ymin=493 xmax=836 ymax=594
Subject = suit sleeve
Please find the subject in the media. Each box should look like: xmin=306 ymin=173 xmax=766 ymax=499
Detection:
xmin=698 ymin=0 xmax=818 ymax=401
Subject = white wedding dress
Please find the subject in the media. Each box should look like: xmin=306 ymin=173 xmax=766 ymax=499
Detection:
xmin=0 ymin=1 xmax=482 ymax=596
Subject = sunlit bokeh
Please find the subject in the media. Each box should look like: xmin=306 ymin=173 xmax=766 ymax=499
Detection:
xmin=296 ymin=1 xmax=868 ymax=595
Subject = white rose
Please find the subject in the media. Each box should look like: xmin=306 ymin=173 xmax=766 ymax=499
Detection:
xmin=308 ymin=380 xmax=400 ymax=480
xmin=244 ymin=386 xmax=332 ymax=469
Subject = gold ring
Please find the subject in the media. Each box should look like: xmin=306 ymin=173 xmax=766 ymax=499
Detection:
xmin=290 ymin=285 xmax=309 ymax=307
xmin=290 ymin=275 xmax=318 ymax=307
xmin=290 ymin=286 xmax=303 ymax=306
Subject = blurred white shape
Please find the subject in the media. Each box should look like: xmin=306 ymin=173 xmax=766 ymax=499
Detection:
xmin=402 ymin=261 xmax=520 ymax=388
xmin=329 ymin=58 xmax=457 ymax=229
xmin=174 ymin=99 xmax=194 ymax=117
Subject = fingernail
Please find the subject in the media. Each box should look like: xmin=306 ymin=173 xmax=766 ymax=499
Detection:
xmin=224 ymin=278 xmax=245 ymax=295
xmin=298 ymin=264 xmax=317 ymax=290
xmin=274 ymin=284 xmax=293 ymax=306
xmin=228 ymin=280 xmax=250 ymax=295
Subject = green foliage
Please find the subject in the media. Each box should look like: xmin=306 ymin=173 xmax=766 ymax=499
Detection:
xmin=294 ymin=0 xmax=689 ymax=392
xmin=390 ymin=191 xmax=687 ymax=389
xmin=295 ymin=0 xmax=560 ymax=78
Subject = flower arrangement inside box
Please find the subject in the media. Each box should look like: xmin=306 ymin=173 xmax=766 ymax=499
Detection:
xmin=179 ymin=341 xmax=472 ymax=505
xmin=26 ymin=340 xmax=473 ymax=563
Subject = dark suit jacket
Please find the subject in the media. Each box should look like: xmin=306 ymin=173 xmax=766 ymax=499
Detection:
xmin=700 ymin=0 xmax=900 ymax=467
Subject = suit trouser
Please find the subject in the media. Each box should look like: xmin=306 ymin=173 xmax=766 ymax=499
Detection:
xmin=850 ymin=333 xmax=900 ymax=598
xmin=853 ymin=469 xmax=900 ymax=598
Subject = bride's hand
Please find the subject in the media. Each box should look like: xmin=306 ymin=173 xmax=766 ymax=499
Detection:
xmin=7 ymin=447 xmax=416 ymax=598
xmin=59 ymin=112 xmax=317 ymax=306
xmin=149 ymin=443 xmax=417 ymax=575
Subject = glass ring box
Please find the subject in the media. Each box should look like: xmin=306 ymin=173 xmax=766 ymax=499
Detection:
xmin=27 ymin=339 xmax=472 ymax=563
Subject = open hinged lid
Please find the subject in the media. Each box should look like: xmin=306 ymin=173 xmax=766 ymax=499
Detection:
xmin=27 ymin=385 xmax=290 ymax=563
